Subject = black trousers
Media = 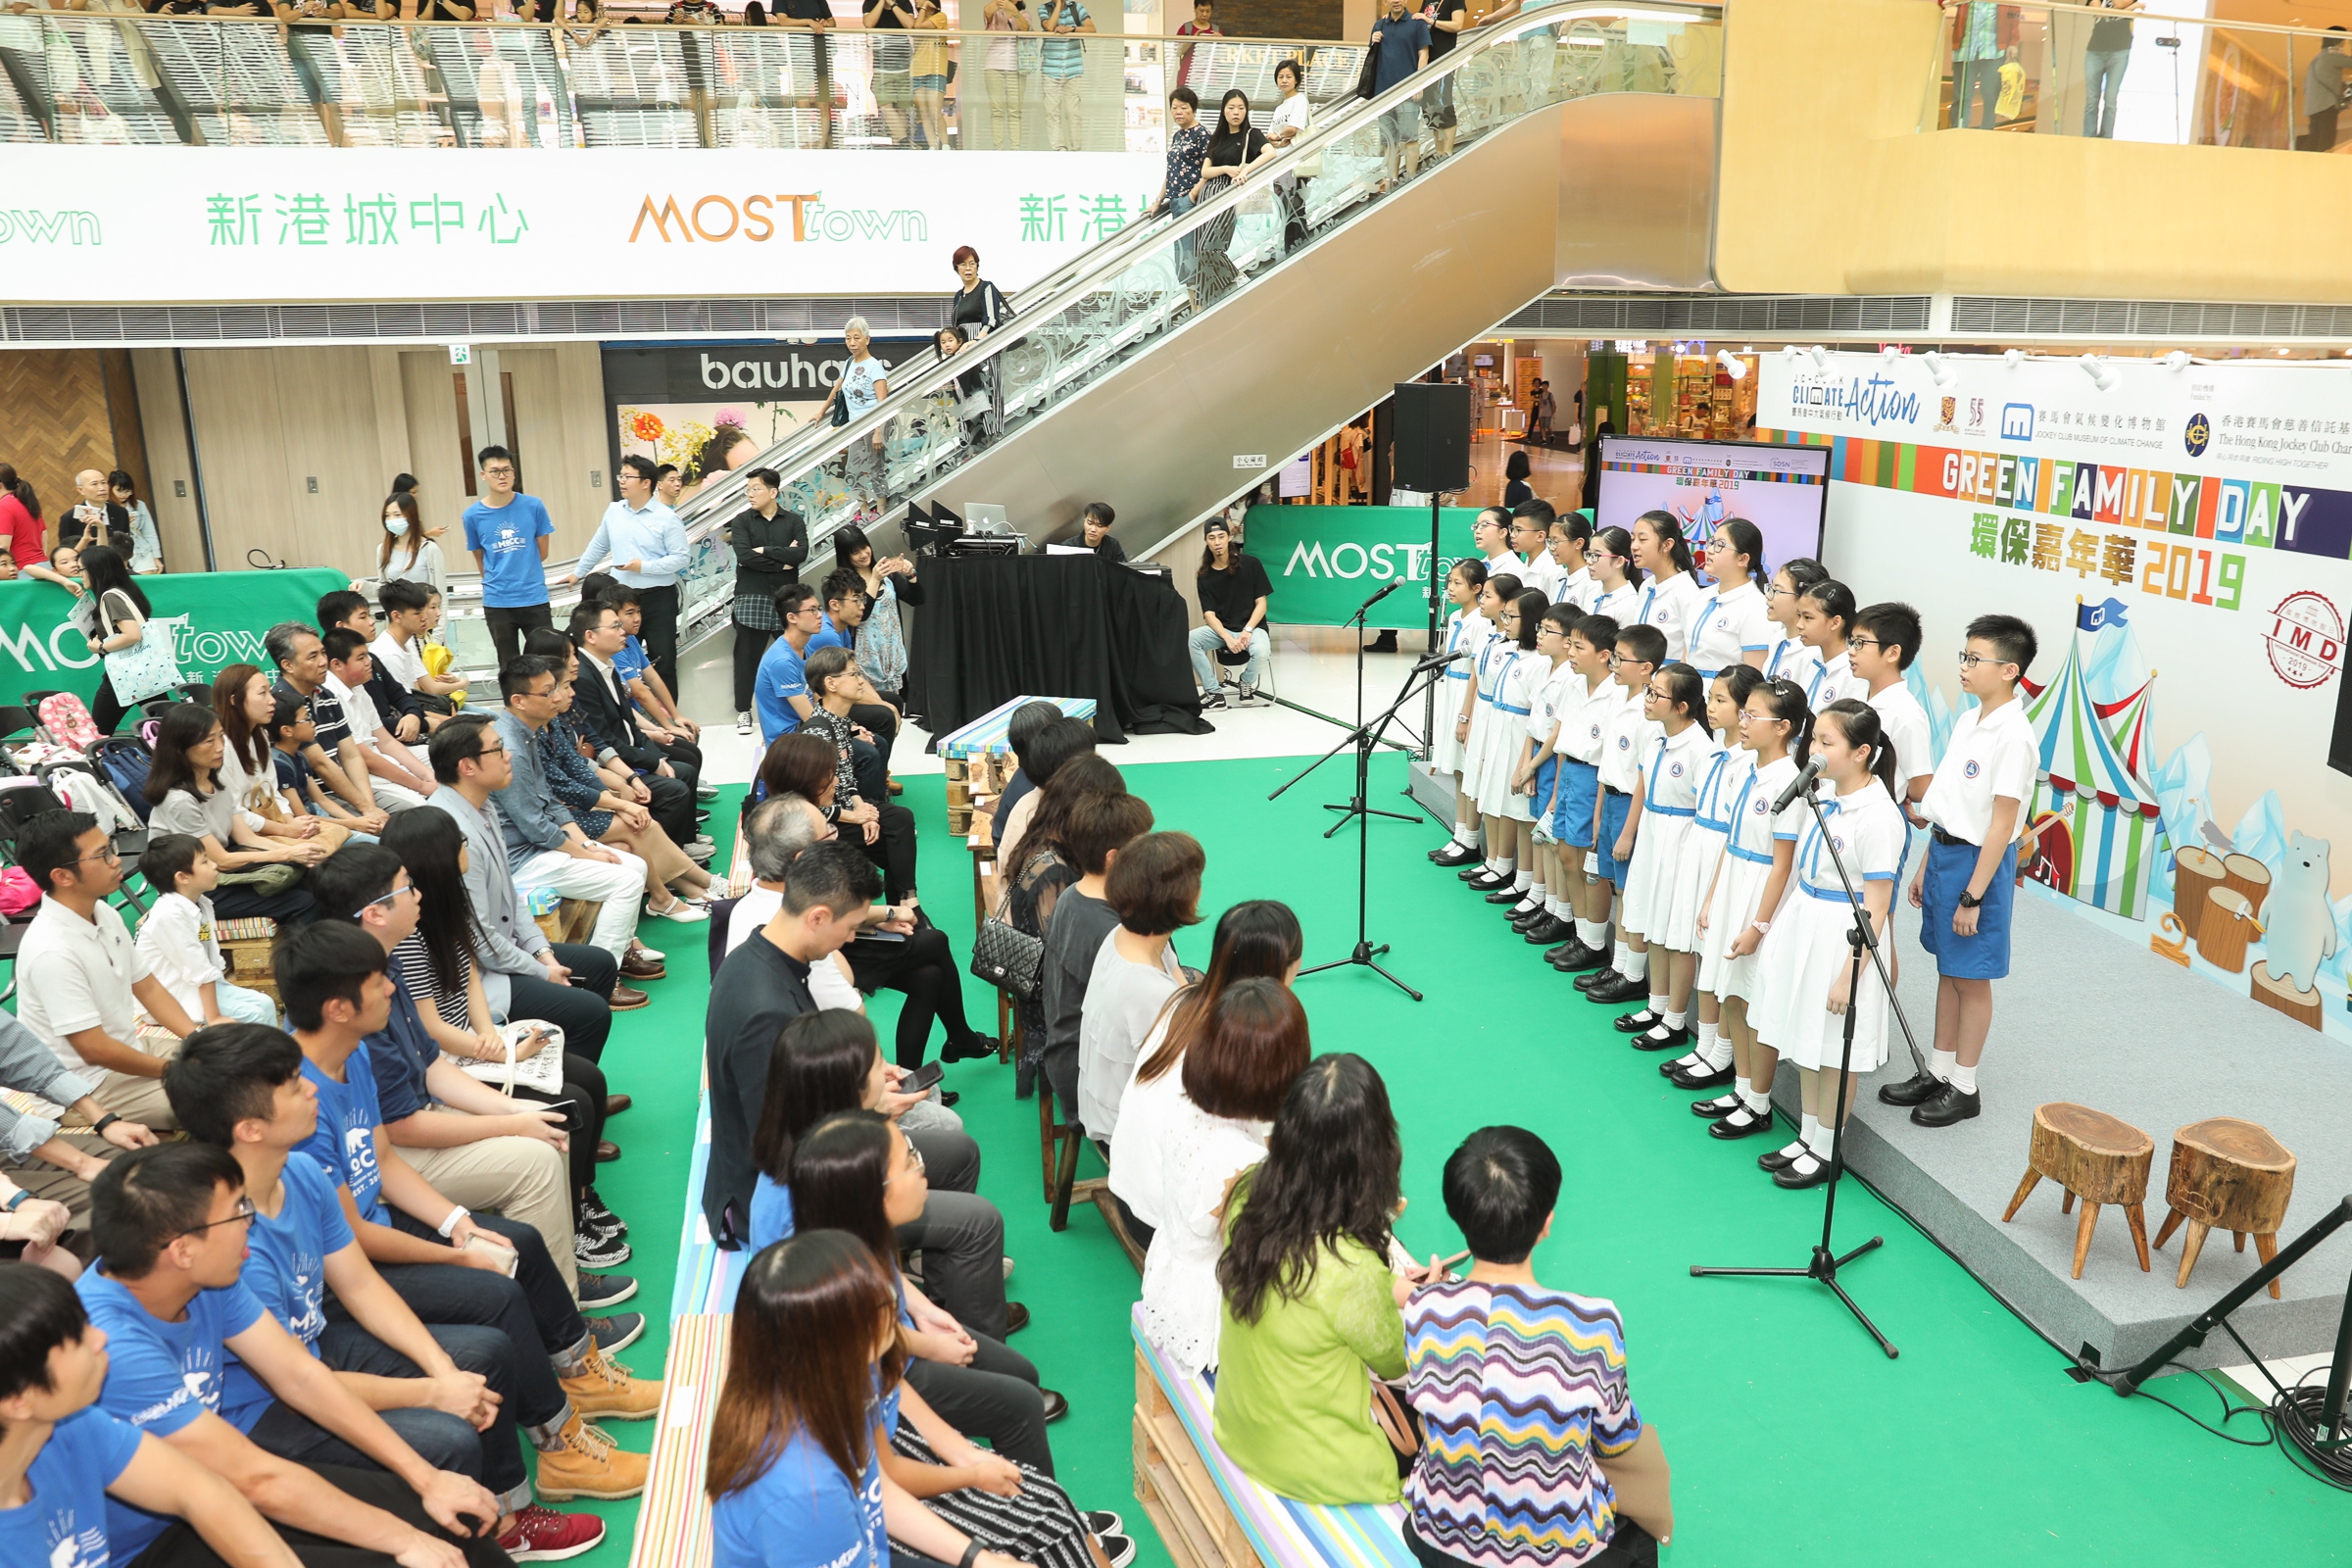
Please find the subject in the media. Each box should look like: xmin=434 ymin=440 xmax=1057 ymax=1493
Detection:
xmin=93 ymin=671 xmax=127 ymax=736
xmin=213 ymin=878 xmax=318 ymax=926
xmin=514 ymin=1052 xmax=607 ymax=1201
xmin=1405 ymin=1518 xmax=1655 ymax=1568
xmin=338 ymin=1256 xmax=572 ymax=1430
xmin=895 ymin=1187 xmax=1007 ymax=1341
xmin=125 ymin=1462 xmax=510 ymax=1568
xmin=2304 ymin=105 xmax=2341 ymax=151
xmin=858 ymin=800 xmax=920 ymax=903
xmin=847 ymin=925 xmax=983 ymax=1068
xmin=732 ymin=619 xmax=776 ymax=712
xmin=850 ymin=697 xmax=900 ymax=771
xmin=637 ymin=582 xmax=680 ymax=693
xmin=507 ymin=944 xmax=617 ymax=1061
xmin=484 ymin=603 xmax=554 ymax=671
xmin=645 ymin=770 xmax=700 ymax=847
xmin=906 ymin=1332 xmax=1053 ymax=1474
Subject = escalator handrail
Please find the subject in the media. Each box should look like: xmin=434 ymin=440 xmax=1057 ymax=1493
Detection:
xmin=668 ymin=0 xmax=1725 ymax=541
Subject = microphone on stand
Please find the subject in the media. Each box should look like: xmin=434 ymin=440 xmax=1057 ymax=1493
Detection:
xmin=1410 ymin=648 xmax=1468 ymax=674
xmin=1772 ymin=755 xmax=1826 ymax=813
xmin=1359 ymin=579 xmax=1403 ymax=608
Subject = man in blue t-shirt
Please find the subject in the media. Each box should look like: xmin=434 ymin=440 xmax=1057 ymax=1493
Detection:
xmin=755 ymin=582 xmax=841 ymax=747
xmin=461 ymin=444 xmax=555 ymax=671
xmin=1369 ymin=0 xmax=1430 ymax=188
xmin=166 ymin=1022 xmax=610 ymax=1558
xmin=0 ymin=1260 xmax=296 ymax=1568
xmin=76 ymin=1143 xmax=507 ymax=1567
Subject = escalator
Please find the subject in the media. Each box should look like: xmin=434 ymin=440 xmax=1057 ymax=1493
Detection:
xmin=654 ymin=2 xmax=1724 ymax=657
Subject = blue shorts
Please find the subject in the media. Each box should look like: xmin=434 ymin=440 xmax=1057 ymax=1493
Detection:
xmin=1548 ymin=758 xmax=1600 ymax=848
xmin=1918 ymin=834 xmax=2018 ymax=979
xmin=1595 ymin=790 xmax=1634 ymax=889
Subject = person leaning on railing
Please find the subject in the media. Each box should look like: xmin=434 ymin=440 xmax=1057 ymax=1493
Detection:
xmin=1038 ymin=0 xmax=1096 ymax=150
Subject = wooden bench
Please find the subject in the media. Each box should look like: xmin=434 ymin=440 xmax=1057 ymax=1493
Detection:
xmin=938 ymin=695 xmax=1101 ymax=834
xmin=626 ymin=1312 xmax=730 ymax=1568
xmin=216 ymin=916 xmax=281 ymax=1004
xmin=1131 ymin=1308 xmax=1414 ymax=1568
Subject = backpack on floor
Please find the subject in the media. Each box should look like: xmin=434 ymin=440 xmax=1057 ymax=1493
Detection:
xmin=88 ymin=738 xmax=155 ymax=824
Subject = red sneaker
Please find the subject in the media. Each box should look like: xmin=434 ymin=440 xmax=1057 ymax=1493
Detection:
xmin=499 ymin=1505 xmax=607 ymax=1561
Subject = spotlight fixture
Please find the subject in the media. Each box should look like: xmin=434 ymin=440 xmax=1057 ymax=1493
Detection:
xmin=2080 ymin=353 xmax=2118 ymax=392
xmin=1807 ymin=345 xmax=1831 ymax=372
xmin=1716 ymin=350 xmax=1748 ymax=381
xmin=1922 ymin=352 xmax=1959 ymax=389
xmin=2162 ymin=350 xmax=2192 ymax=373
xmin=2004 ymin=348 xmax=2027 ymax=368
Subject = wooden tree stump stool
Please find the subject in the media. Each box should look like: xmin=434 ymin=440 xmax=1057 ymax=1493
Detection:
xmin=2153 ymin=1118 xmax=2296 ymax=1298
xmin=2000 ymin=1102 xmax=2154 ymax=1280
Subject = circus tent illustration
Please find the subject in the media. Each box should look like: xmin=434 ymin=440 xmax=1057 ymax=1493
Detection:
xmin=2023 ymin=619 xmax=2166 ymax=922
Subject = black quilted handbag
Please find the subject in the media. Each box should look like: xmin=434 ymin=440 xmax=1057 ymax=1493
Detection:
xmin=969 ymin=893 xmax=1045 ymax=1003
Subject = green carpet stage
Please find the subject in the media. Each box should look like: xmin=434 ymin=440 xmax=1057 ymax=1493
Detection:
xmin=589 ymin=760 xmax=2346 ymax=1568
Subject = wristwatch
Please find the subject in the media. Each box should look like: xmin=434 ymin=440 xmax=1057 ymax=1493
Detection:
xmin=1957 ymin=889 xmax=1984 ymax=909
xmin=92 ymin=1112 xmax=121 ymax=1136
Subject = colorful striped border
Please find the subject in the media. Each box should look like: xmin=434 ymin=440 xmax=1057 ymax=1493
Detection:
xmin=938 ymin=695 xmax=1101 ymax=760
xmin=627 ymin=1313 xmax=730 ymax=1568
xmin=1132 ymin=1307 xmax=1416 ymax=1568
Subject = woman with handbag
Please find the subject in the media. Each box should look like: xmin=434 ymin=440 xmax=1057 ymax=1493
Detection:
xmin=379 ymin=807 xmax=630 ymax=1262
xmin=142 ymin=702 xmax=323 ymax=925
xmin=998 ymin=751 xmax=1125 ymax=1096
xmin=77 ymin=545 xmax=164 ymax=735
xmin=1189 ymin=89 xmax=1271 ymax=304
xmin=1265 ymin=58 xmax=1316 ymax=253
xmin=817 ymin=317 xmax=892 ymax=512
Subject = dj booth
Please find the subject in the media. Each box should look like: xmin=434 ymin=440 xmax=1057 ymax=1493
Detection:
xmin=900 ymin=509 xmax=1210 ymax=743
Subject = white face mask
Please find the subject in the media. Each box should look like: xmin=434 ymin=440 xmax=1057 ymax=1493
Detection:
xmin=386 ymin=516 xmax=410 ymax=537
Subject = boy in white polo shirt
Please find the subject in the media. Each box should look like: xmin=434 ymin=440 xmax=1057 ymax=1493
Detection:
xmin=1882 ymin=613 xmax=2038 ymax=1128
xmin=1852 ymin=602 xmax=1935 ymax=824
xmin=1578 ymin=623 xmax=1664 ymax=1005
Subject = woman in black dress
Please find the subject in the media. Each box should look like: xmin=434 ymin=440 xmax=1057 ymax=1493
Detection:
xmin=1191 ymin=88 xmax=1270 ymax=304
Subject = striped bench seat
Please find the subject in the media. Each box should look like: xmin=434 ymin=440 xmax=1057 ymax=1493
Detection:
xmin=936 ymin=695 xmax=1101 ymax=761
xmin=626 ymin=1312 xmax=731 ymax=1568
xmin=1131 ymin=1307 xmax=1413 ymax=1568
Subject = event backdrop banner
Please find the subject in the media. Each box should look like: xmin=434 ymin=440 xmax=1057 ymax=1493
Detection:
xmin=1244 ymin=507 xmax=1486 ymax=630
xmin=1593 ymin=436 xmax=1831 ymax=568
xmin=1759 ymin=349 xmax=2352 ymax=1042
xmin=0 ymin=147 xmax=1161 ymax=304
xmin=0 ymin=568 xmax=350 ymax=707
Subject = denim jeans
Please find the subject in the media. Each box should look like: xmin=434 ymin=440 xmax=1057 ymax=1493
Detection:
xmin=368 ymin=1209 xmax=591 ymax=1408
xmin=2082 ymin=48 xmax=2128 ymax=136
xmin=1188 ymin=623 xmax=1269 ymax=693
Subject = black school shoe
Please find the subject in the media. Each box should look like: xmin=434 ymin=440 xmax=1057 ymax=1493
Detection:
xmin=1468 ymin=870 xmax=1515 ymax=893
xmin=1523 ymin=915 xmax=1574 ymax=945
xmin=1584 ymin=973 xmax=1649 ymax=1004
xmin=1485 ymin=886 xmax=1527 ymax=906
xmin=1458 ymin=862 xmax=1494 ymax=882
xmin=1629 ymin=1022 xmax=1693 ymax=1053
xmin=1432 ymin=842 xmax=1480 ymax=867
xmin=1775 ymin=1154 xmax=1835 ymax=1190
xmin=1910 ymin=1083 xmax=1983 ymax=1127
xmin=1573 ymin=963 xmax=1620 ymax=991
xmin=1689 ymin=1093 xmax=1741 ymax=1119
xmin=1755 ymin=1141 xmax=1804 ymax=1171
xmin=1667 ymin=1058 xmax=1738 ymax=1090
xmin=1551 ymin=943 xmax=1610 ymax=972
xmin=1612 ymin=1007 xmax=1661 ymax=1034
xmin=1877 ymin=1069 xmax=1945 ymax=1106
xmin=1709 ymin=1104 xmax=1778 ymax=1139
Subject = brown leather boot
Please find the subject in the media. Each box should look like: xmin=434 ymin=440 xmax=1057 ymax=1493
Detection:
xmin=533 ymin=1413 xmax=650 ymax=1502
xmin=559 ymin=1341 xmax=662 ymax=1421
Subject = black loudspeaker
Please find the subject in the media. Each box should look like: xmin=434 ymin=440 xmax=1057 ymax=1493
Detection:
xmin=1391 ymin=380 xmax=1473 ymax=494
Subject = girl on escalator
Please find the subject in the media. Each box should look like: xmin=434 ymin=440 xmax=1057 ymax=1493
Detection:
xmin=1190 ymin=88 xmax=1270 ymax=304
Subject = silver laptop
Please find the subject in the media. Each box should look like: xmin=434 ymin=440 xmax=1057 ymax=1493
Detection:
xmin=964 ymin=504 xmax=1010 ymax=535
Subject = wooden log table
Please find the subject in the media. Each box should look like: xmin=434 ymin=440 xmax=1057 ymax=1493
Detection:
xmin=2001 ymin=1102 xmax=2154 ymax=1280
xmin=2153 ymin=1117 xmax=2297 ymax=1298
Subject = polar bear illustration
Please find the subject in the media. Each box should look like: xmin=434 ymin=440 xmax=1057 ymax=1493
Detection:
xmin=2264 ymin=832 xmax=2335 ymax=994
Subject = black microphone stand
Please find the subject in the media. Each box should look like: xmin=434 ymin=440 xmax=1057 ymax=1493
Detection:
xmin=1270 ymin=658 xmax=1447 ymax=1002
xmin=1323 ymin=580 xmax=1418 ymax=825
xmin=1690 ymin=776 xmax=1928 ymax=1359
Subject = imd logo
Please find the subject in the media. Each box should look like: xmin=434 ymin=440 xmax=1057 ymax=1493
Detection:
xmin=2184 ymin=412 xmax=2212 ymax=457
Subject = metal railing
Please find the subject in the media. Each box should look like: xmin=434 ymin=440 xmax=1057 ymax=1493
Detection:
xmin=1930 ymin=1 xmax=2347 ymax=152
xmin=0 ymin=12 xmax=1373 ymax=151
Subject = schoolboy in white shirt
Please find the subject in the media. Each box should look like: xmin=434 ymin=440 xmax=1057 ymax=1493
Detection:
xmin=1578 ymin=623 xmax=1664 ymax=1004
xmin=1851 ymin=603 xmax=1934 ymax=825
xmin=1881 ymin=614 xmax=2038 ymax=1129
xmin=1509 ymin=505 xmax=1564 ymax=605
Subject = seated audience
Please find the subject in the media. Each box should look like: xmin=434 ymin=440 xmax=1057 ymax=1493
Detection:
xmin=77 ymin=1144 xmax=510 ymax=1567
xmin=707 ymin=1233 xmax=1034 ymax=1568
xmin=1126 ymin=971 xmax=1310 ymax=1380
xmin=487 ymin=663 xmax=668 ymax=971
xmin=304 ymin=845 xmax=587 ymax=1294
xmin=322 ymin=629 xmax=438 ymax=810
xmin=566 ymin=599 xmax=705 ymax=852
xmin=1076 ymin=830 xmax=1205 ymax=1147
xmin=752 ymin=582 xmax=841 ymax=746
xmin=425 ymin=713 xmax=636 ymax=1040
xmin=593 ymin=578 xmax=705 ymax=762
xmin=269 ymin=694 xmax=389 ymax=838
xmin=318 ymin=591 xmax=427 ymax=746
xmin=998 ymin=714 xmax=1099 ymax=863
xmin=164 ymin=1023 xmax=608 ymax=1557
xmin=801 ymin=647 xmax=920 ymax=906
xmin=990 ymin=699 xmax=1069 ymax=844
xmin=788 ymin=1111 xmax=1126 ymax=1559
xmin=15 ymin=809 xmax=203 ymax=1131
xmin=373 ymin=579 xmax=468 ymax=721
xmin=1041 ymin=791 xmax=1156 ymax=1124
xmin=816 ymin=565 xmax=903 ymax=779
xmin=144 ymin=704 xmax=323 ymax=926
xmin=0 ymin=1261 xmax=301 ymax=1568
xmin=272 ymin=923 xmax=654 ymax=1501
xmin=1214 ymin=1053 xmax=1415 ymax=1505
xmin=1400 ymin=1127 xmax=1673 ymax=1568
xmin=729 ymin=792 xmax=994 ymax=1069
xmin=215 ymin=663 xmax=357 ymax=853
xmin=381 ymin=808 xmax=627 ymax=1268
xmin=703 ymin=840 xmax=879 ymax=1251
xmin=1002 ymin=753 xmax=1127 ymax=1097
xmin=0 ymin=1002 xmax=154 ymax=1270
xmin=267 ymin=621 xmax=386 ymax=821
xmin=132 ymin=834 xmax=282 ymax=1027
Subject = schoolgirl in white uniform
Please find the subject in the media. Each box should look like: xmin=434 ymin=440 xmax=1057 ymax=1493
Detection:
xmin=1474 ymin=507 xmax=1523 ymax=579
xmin=1509 ymin=510 xmax=1563 ymax=604
xmin=1759 ymin=557 xmax=1828 ymax=690
xmin=1629 ymin=511 xmax=1707 ymax=663
xmin=1541 ymin=612 xmax=1624 ymax=972
xmin=1507 ymin=599 xmax=1582 ymax=934
xmin=1657 ymin=665 xmax=1763 ymax=1087
xmin=1748 ymin=698 xmax=1909 ymax=1190
xmin=1429 ymin=558 xmax=1494 ymax=869
xmin=1458 ymin=570 xmax=1526 ymax=892
xmin=1546 ymin=512 xmax=1595 ymax=611
xmin=1795 ymin=578 xmax=1864 ymax=711
xmin=1685 ymin=518 xmax=1775 ymax=680
xmin=1690 ymin=678 xmax=1808 ymax=1139
xmin=1474 ymin=589 xmax=1549 ymax=909
xmin=1586 ymin=525 xmax=1644 ymax=625
xmin=1605 ymin=662 xmax=1713 ymax=1048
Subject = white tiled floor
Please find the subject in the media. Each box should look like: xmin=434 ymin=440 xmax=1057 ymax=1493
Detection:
xmin=675 ymin=624 xmax=1445 ymax=787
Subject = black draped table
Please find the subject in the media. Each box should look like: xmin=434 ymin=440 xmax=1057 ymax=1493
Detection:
xmin=903 ymin=554 xmax=1212 ymax=743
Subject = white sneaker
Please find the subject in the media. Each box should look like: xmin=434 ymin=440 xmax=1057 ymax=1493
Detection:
xmin=647 ymin=899 xmax=710 ymax=924
xmin=736 ymin=711 xmax=753 ymax=735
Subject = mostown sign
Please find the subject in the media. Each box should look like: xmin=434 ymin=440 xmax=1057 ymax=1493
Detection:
xmin=2 ymin=147 xmax=1159 ymax=305
xmin=0 ymin=568 xmax=349 ymax=707
xmin=1243 ymin=507 xmax=1485 ymax=630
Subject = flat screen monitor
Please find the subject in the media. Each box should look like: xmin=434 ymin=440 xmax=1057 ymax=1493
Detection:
xmin=1593 ymin=436 xmax=1831 ymax=581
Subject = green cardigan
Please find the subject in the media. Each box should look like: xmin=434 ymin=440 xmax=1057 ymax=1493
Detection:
xmin=1211 ymin=1225 xmax=1408 ymax=1505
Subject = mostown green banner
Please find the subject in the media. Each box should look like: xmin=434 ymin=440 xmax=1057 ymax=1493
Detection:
xmin=0 ymin=567 xmax=350 ymax=707
xmin=1246 ymin=506 xmax=1486 ymax=630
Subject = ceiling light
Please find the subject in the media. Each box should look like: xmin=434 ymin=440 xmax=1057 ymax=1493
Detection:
xmin=2079 ymin=353 xmax=2118 ymax=392
xmin=2004 ymin=348 xmax=2026 ymax=368
xmin=1922 ymin=352 xmax=1958 ymax=389
xmin=2162 ymin=351 xmax=2191 ymax=372
xmin=1716 ymin=350 xmax=1748 ymax=381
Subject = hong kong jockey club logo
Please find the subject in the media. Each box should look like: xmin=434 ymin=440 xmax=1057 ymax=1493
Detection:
xmin=2183 ymin=412 xmax=2212 ymax=457
xmin=2265 ymin=591 xmax=2344 ymax=691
